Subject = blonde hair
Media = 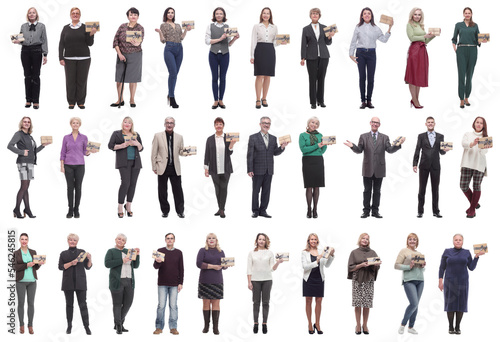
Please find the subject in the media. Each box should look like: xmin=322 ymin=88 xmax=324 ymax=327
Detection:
xmin=69 ymin=117 xmax=82 ymax=126
xmin=18 ymin=116 xmax=33 ymax=134
xmin=70 ymin=7 xmax=81 ymax=16
xmin=254 ymin=233 xmax=271 ymax=251
xmin=67 ymin=233 xmax=79 ymax=242
xmin=310 ymin=8 xmax=321 ymax=18
xmin=307 ymin=116 xmax=320 ymax=130
xmin=205 ymin=233 xmax=221 ymax=252
xmin=357 ymin=233 xmax=370 ymax=247
xmin=408 ymin=8 xmax=425 ymax=30
xmin=26 ymin=7 xmax=39 ymax=22
xmin=121 ymin=116 xmax=136 ymax=136
xmin=304 ymin=233 xmax=319 ymax=251
xmin=406 ymin=233 xmax=419 ymax=248
xmin=453 ymin=233 xmax=464 ymax=240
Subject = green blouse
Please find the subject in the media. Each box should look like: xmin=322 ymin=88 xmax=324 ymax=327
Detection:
xmin=299 ymin=132 xmax=327 ymax=156
xmin=20 ymin=249 xmax=35 ymax=282
xmin=406 ymin=22 xmax=435 ymax=44
xmin=451 ymin=21 xmax=480 ymax=46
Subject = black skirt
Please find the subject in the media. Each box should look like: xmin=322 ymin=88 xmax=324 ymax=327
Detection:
xmin=302 ymin=156 xmax=325 ymax=188
xmin=254 ymin=42 xmax=276 ymax=76
xmin=303 ymin=255 xmax=324 ymax=297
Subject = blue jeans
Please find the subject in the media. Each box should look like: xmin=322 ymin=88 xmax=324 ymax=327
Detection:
xmin=156 ymin=286 xmax=179 ymax=330
xmin=208 ymin=52 xmax=230 ymax=101
xmin=401 ymin=280 xmax=424 ymax=327
xmin=164 ymin=42 xmax=183 ymax=97
xmin=356 ymin=49 xmax=376 ymax=102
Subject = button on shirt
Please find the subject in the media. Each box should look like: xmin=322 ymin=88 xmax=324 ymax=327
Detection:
xmin=250 ymin=23 xmax=278 ymax=58
xmin=205 ymin=22 xmax=229 ymax=52
xmin=349 ymin=22 xmax=391 ymax=56
xmin=215 ymin=134 xmax=225 ymax=174
xmin=19 ymin=21 xmax=49 ymax=55
xmin=427 ymin=131 xmax=436 ymax=148
xmin=120 ymin=251 xmax=132 ymax=278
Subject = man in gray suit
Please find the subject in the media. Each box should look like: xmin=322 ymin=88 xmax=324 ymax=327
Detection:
xmin=151 ymin=117 xmax=186 ymax=218
xmin=344 ymin=117 xmax=405 ymax=218
xmin=247 ymin=117 xmax=288 ymax=218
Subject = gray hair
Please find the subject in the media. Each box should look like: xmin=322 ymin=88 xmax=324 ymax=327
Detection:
xmin=67 ymin=233 xmax=79 ymax=241
xmin=453 ymin=233 xmax=464 ymax=240
xmin=307 ymin=116 xmax=320 ymax=129
xmin=116 ymin=233 xmax=127 ymax=242
xmin=260 ymin=116 xmax=271 ymax=123
xmin=164 ymin=116 xmax=175 ymax=124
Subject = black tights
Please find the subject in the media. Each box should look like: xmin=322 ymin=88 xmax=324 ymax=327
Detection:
xmin=15 ymin=180 xmax=31 ymax=212
xmin=447 ymin=311 xmax=464 ymax=330
xmin=306 ymin=187 xmax=320 ymax=212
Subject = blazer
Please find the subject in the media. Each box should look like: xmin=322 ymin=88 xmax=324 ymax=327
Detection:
xmin=151 ymin=131 xmax=184 ymax=176
xmin=204 ymin=134 xmax=233 ymax=177
xmin=302 ymin=249 xmax=334 ymax=282
xmin=247 ymin=132 xmax=284 ymax=175
xmin=104 ymin=247 xmax=141 ymax=291
xmin=108 ymin=130 xmax=143 ymax=169
xmin=351 ymin=132 xmax=401 ymax=178
xmin=413 ymin=131 xmax=446 ymax=170
xmin=14 ymin=248 xmax=41 ymax=282
xmin=58 ymin=247 xmax=92 ymax=291
xmin=301 ymin=23 xmax=332 ymax=60
xmin=7 ymin=130 xmax=45 ymax=165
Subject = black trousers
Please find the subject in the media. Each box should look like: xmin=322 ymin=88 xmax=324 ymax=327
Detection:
xmin=158 ymin=164 xmax=184 ymax=214
xmin=21 ymin=46 xmax=43 ymax=103
xmin=64 ymin=290 xmax=89 ymax=327
xmin=306 ymin=58 xmax=329 ymax=104
xmin=252 ymin=172 xmax=273 ymax=214
xmin=363 ymin=175 xmax=383 ymax=213
xmin=418 ymin=167 xmax=440 ymax=214
xmin=356 ymin=49 xmax=376 ymax=102
xmin=64 ymin=164 xmax=85 ymax=209
xmin=118 ymin=160 xmax=140 ymax=204
xmin=212 ymin=174 xmax=230 ymax=211
xmin=111 ymin=278 xmax=134 ymax=325
xmin=64 ymin=58 xmax=91 ymax=105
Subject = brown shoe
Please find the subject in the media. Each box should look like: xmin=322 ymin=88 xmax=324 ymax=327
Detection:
xmin=20 ymin=326 xmax=25 ymax=334
xmin=170 ymin=328 xmax=179 ymax=335
xmin=28 ymin=327 xmax=34 ymax=334
xmin=153 ymin=328 xmax=162 ymax=334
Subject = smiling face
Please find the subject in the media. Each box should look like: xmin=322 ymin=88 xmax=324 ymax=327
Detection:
xmin=407 ymin=236 xmax=418 ymax=249
xmin=474 ymin=118 xmax=484 ymax=132
xmin=363 ymin=10 xmax=372 ymax=23
xmin=167 ymin=9 xmax=175 ymax=21
xmin=463 ymin=9 xmax=472 ymax=21
xmin=310 ymin=11 xmax=320 ymax=23
xmin=261 ymin=9 xmax=270 ymax=22
xmin=27 ymin=8 xmax=37 ymax=22
xmin=115 ymin=235 xmax=126 ymax=249
xmin=257 ymin=235 xmax=267 ymax=248
xmin=128 ymin=12 xmax=139 ymax=24
xmin=70 ymin=9 xmax=81 ymax=22
xmin=215 ymin=9 xmax=225 ymax=23
xmin=165 ymin=119 xmax=175 ymax=133
xmin=165 ymin=234 xmax=175 ymax=248
xmin=71 ymin=119 xmax=81 ymax=131
xmin=207 ymin=234 xmax=217 ymax=248
xmin=453 ymin=234 xmax=463 ymax=249
xmin=360 ymin=234 xmax=370 ymax=247
xmin=214 ymin=121 xmax=224 ymax=135
xmin=425 ymin=118 xmax=435 ymax=131
xmin=370 ymin=117 xmax=380 ymax=132
xmin=413 ymin=10 xmax=422 ymax=22
xmin=308 ymin=234 xmax=318 ymax=248
xmin=260 ymin=118 xmax=271 ymax=134
xmin=68 ymin=237 xmax=78 ymax=248
xmin=308 ymin=119 xmax=319 ymax=131
xmin=122 ymin=119 xmax=132 ymax=132
xmin=22 ymin=118 xmax=31 ymax=131
xmin=20 ymin=235 xmax=29 ymax=248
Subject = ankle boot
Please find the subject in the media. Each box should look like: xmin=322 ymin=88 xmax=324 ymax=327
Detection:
xmin=66 ymin=207 xmax=74 ymax=218
xmin=169 ymin=97 xmax=179 ymax=108
xmin=73 ymin=207 xmax=80 ymax=218
xmin=212 ymin=310 xmax=220 ymax=335
xmin=202 ymin=310 xmax=210 ymax=333
xmin=467 ymin=191 xmax=481 ymax=218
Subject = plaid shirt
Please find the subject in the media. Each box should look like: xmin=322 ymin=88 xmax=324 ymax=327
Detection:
xmin=113 ymin=23 xmax=144 ymax=54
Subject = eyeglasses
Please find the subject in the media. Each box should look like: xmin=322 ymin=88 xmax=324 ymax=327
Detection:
xmin=370 ymin=121 xmax=380 ymax=125
xmin=165 ymin=122 xmax=175 ymax=125
xmin=261 ymin=122 xmax=271 ymax=126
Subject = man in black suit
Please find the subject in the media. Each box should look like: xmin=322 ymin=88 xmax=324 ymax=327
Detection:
xmin=413 ymin=116 xmax=449 ymax=218
xmin=247 ymin=116 xmax=288 ymax=218
xmin=344 ymin=117 xmax=404 ymax=218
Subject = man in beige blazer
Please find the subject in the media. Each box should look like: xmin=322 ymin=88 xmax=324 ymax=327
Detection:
xmin=152 ymin=117 xmax=185 ymax=218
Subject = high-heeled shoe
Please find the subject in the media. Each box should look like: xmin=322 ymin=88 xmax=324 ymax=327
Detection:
xmin=410 ymin=100 xmax=423 ymax=109
xmin=13 ymin=209 xmax=25 ymax=219
xmin=130 ymin=103 xmax=136 ymax=108
xmin=308 ymin=326 xmax=315 ymax=334
xmin=125 ymin=205 xmax=133 ymax=217
xmin=118 ymin=212 xmax=124 ymax=218
xmin=313 ymin=208 xmax=318 ymax=219
xmin=314 ymin=323 xmax=323 ymax=334
xmin=25 ymin=102 xmax=32 ymax=108
xmin=33 ymin=104 xmax=39 ymax=109
xmin=168 ymin=97 xmax=179 ymax=108
xmin=110 ymin=101 xmax=125 ymax=107
xmin=460 ymin=100 xmax=465 ymax=109
xmin=362 ymin=328 xmax=369 ymax=335
xmin=261 ymin=98 xmax=268 ymax=107
xmin=307 ymin=208 xmax=312 ymax=219
xmin=355 ymin=326 xmax=361 ymax=335
xmin=23 ymin=209 xmax=36 ymax=218
xmin=464 ymin=99 xmax=471 ymax=106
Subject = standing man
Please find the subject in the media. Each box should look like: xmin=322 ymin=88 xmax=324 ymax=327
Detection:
xmin=153 ymin=233 xmax=184 ymax=335
xmin=151 ymin=117 xmax=185 ymax=218
xmin=413 ymin=116 xmax=449 ymax=218
xmin=247 ymin=116 xmax=288 ymax=218
xmin=344 ymin=117 xmax=404 ymax=218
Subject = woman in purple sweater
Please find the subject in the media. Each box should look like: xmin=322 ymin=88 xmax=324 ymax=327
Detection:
xmin=196 ymin=233 xmax=229 ymax=335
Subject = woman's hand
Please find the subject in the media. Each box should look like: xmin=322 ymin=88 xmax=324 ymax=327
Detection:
xmin=155 ymin=28 xmax=161 ymax=33
xmin=470 ymin=137 xmax=479 ymax=148
xmin=424 ymin=34 xmax=434 ymax=39
xmin=219 ymin=33 xmax=227 ymax=41
xmin=229 ymin=139 xmax=237 ymax=149
xmin=350 ymin=56 xmax=358 ymax=64
xmin=185 ymin=25 xmax=192 ymax=32
xmin=204 ymin=169 xmax=209 ymax=177
xmin=475 ymin=251 xmax=485 ymax=258
xmin=42 ymin=57 xmax=48 ymax=65
xmin=87 ymin=253 xmax=92 ymax=263
xmin=210 ymin=264 xmax=222 ymax=271
xmin=135 ymin=248 xmax=140 ymax=255
xmin=23 ymin=150 xmax=29 ymax=156
xmin=248 ymin=282 xmax=253 ymax=290
xmin=27 ymin=262 xmax=35 ymax=268
xmin=123 ymin=257 xmax=131 ymax=264
xmin=453 ymin=44 xmax=457 ymax=53
xmin=250 ymin=58 xmax=254 ymax=64
xmin=409 ymin=260 xmax=415 ymax=269
xmin=60 ymin=60 xmax=65 ymax=66
xmin=329 ymin=248 xmax=335 ymax=256
xmin=61 ymin=165 xmax=65 ymax=173
xmin=318 ymin=142 xmax=325 ymax=148
xmin=438 ymin=278 xmax=444 ymax=291
xmin=12 ymin=39 xmax=21 ymax=44
xmin=89 ymin=27 xmax=97 ymax=36
xmin=71 ymin=258 xmax=78 ymax=266
xmin=118 ymin=53 xmax=126 ymax=62
xmin=328 ymin=31 xmax=335 ymax=39
xmin=130 ymin=38 xmax=141 ymax=47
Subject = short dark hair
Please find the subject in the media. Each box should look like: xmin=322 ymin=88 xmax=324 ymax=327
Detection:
xmin=212 ymin=7 xmax=227 ymax=22
xmin=20 ymin=233 xmax=29 ymax=239
xmin=127 ymin=7 xmax=139 ymax=17
xmin=214 ymin=117 xmax=225 ymax=126
xmin=163 ymin=7 xmax=175 ymax=23
xmin=165 ymin=233 xmax=175 ymax=239
xmin=426 ymin=116 xmax=435 ymax=121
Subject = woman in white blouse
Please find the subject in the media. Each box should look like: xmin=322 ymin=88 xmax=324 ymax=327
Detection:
xmin=349 ymin=7 xmax=392 ymax=109
xmin=247 ymin=233 xmax=283 ymax=334
xmin=460 ymin=116 xmax=490 ymax=218
xmin=302 ymin=233 xmax=334 ymax=334
xmin=250 ymin=7 xmax=285 ymax=109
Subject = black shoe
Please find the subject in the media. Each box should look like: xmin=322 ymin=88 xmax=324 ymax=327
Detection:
xmin=460 ymin=105 xmax=465 ymax=109
xmin=363 ymin=329 xmax=369 ymax=335
xmin=417 ymin=213 xmax=423 ymax=218
xmin=177 ymin=213 xmax=185 ymax=218
xmin=33 ymin=104 xmax=39 ymax=109
xmin=311 ymin=104 xmax=317 ymax=109
xmin=121 ymin=326 xmax=129 ymax=332
xmin=252 ymin=212 xmax=259 ymax=218
xmin=253 ymin=323 xmax=258 ymax=334
xmin=23 ymin=209 xmax=36 ymax=218
xmin=13 ymin=209 xmax=25 ymax=219
xmin=256 ymin=100 xmax=261 ymax=109
xmin=309 ymin=327 xmax=315 ymax=334
xmin=162 ymin=213 xmax=169 ymax=218
xmin=355 ymin=326 xmax=361 ymax=335
xmin=84 ymin=326 xmax=91 ymax=335
xmin=307 ymin=208 xmax=312 ymax=219
xmin=262 ymin=324 xmax=267 ymax=334
xmin=125 ymin=205 xmax=133 ymax=217
xmin=433 ymin=213 xmax=442 ymax=218
xmin=259 ymin=212 xmax=272 ymax=218
xmin=130 ymin=103 xmax=136 ymax=108
xmin=449 ymin=328 xmax=455 ymax=334
xmin=455 ymin=328 xmax=461 ymax=335
xmin=214 ymin=210 xmax=220 ymax=216
xmin=116 ymin=324 xmax=123 ymax=334
xmin=66 ymin=208 xmax=74 ymax=219
xmin=74 ymin=209 xmax=80 ymax=218
xmin=68 ymin=105 xmax=75 ymax=109
xmin=212 ymin=104 xmax=218 ymax=109
xmin=261 ymin=99 xmax=268 ymax=107
xmin=318 ymin=102 xmax=326 ymax=108
xmin=66 ymin=326 xmax=72 ymax=334
xmin=110 ymin=101 xmax=125 ymax=107
xmin=312 ymin=209 xmax=318 ymax=219
xmin=314 ymin=324 xmax=323 ymax=335
xmin=476 ymin=203 xmax=481 ymax=209
xmin=220 ymin=210 xmax=226 ymax=218
xmin=465 ymin=102 xmax=471 ymax=107
xmin=360 ymin=212 xmax=369 ymax=218
xmin=218 ymin=102 xmax=226 ymax=109
xmin=371 ymin=212 xmax=383 ymax=219
xmin=366 ymin=102 xmax=374 ymax=109
xmin=25 ymin=102 xmax=32 ymax=108
xmin=360 ymin=102 xmax=367 ymax=109
xmin=78 ymin=105 xmax=85 ymax=109
xmin=169 ymin=97 xmax=178 ymax=108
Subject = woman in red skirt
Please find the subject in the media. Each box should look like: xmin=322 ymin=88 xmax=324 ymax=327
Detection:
xmin=405 ymin=8 xmax=436 ymax=109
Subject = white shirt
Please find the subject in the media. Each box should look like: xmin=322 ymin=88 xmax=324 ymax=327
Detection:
xmin=247 ymin=249 xmax=275 ymax=281
xmin=250 ymin=23 xmax=278 ymax=58
xmin=205 ymin=22 xmax=232 ymax=52
xmin=215 ymin=134 xmax=225 ymax=174
xmin=311 ymin=23 xmax=320 ymax=56
xmin=349 ymin=22 xmax=391 ymax=56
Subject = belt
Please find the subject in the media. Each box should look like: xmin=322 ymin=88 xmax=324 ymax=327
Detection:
xmin=458 ymin=44 xmax=476 ymax=47
xmin=358 ymin=48 xmax=376 ymax=52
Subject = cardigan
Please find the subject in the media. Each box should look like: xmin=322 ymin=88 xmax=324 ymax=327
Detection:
xmin=196 ymin=247 xmax=225 ymax=284
xmin=394 ymin=247 xmax=425 ymax=283
xmin=204 ymin=134 xmax=233 ymax=176
xmin=247 ymin=249 xmax=275 ymax=281
xmin=58 ymin=24 xmax=94 ymax=60
xmin=108 ymin=130 xmax=143 ymax=169
xmin=104 ymin=247 xmax=141 ymax=291
xmin=153 ymin=247 xmax=184 ymax=286
xmin=7 ymin=130 xmax=45 ymax=164
xmin=302 ymin=249 xmax=334 ymax=282
xmin=461 ymin=131 xmax=487 ymax=175
xmin=58 ymin=247 xmax=92 ymax=291
xmin=299 ymin=132 xmax=327 ymax=156
xmin=14 ymin=248 xmax=41 ymax=282
xmin=347 ymin=247 xmax=379 ymax=283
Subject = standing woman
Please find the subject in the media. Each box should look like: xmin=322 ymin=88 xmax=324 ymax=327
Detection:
xmin=108 ymin=117 xmax=143 ymax=218
xmin=460 ymin=116 xmax=490 ymax=218
xmin=247 ymin=233 xmax=283 ymax=334
xmin=439 ymin=234 xmax=484 ymax=334
xmin=405 ymin=8 xmax=435 ymax=109
xmin=299 ymin=117 xmax=327 ymax=219
xmin=251 ymin=7 xmax=283 ymax=109
xmin=14 ymin=233 xmax=44 ymax=334
xmin=349 ymin=7 xmax=392 ymax=109
xmin=58 ymin=233 xmax=92 ymax=335
xmin=111 ymin=7 xmax=144 ymax=108
xmin=8 ymin=116 xmax=50 ymax=219
xmin=60 ymin=117 xmax=96 ymax=219
xmin=348 ymin=233 xmax=381 ymax=335
xmin=204 ymin=117 xmax=237 ymax=218
xmin=155 ymin=7 xmax=191 ymax=108
xmin=302 ymin=233 xmax=334 ymax=334
xmin=452 ymin=7 xmax=488 ymax=108
xmin=59 ymin=7 xmax=97 ymax=109
xmin=300 ymin=8 xmax=334 ymax=109
xmin=394 ymin=233 xmax=425 ymax=335
xmin=104 ymin=233 xmax=140 ymax=334
xmin=206 ymin=7 xmax=240 ymax=109
xmin=196 ymin=233 xmax=229 ymax=335
xmin=12 ymin=7 xmax=48 ymax=109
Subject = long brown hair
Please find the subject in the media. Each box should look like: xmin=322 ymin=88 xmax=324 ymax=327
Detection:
xmin=463 ymin=7 xmax=475 ymax=27
xmin=473 ymin=116 xmax=488 ymax=137
xmin=254 ymin=233 xmax=271 ymax=251
xmin=259 ymin=7 xmax=273 ymax=25
xmin=358 ymin=7 xmax=376 ymax=27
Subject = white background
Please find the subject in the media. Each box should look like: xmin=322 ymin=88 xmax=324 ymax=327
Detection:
xmin=1 ymin=0 xmax=498 ymax=341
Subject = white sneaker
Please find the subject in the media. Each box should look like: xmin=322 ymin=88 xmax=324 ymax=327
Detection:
xmin=398 ymin=326 xmax=405 ymax=334
xmin=408 ymin=328 xmax=418 ymax=334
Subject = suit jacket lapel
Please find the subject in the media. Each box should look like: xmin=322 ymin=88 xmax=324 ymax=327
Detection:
xmin=258 ymin=132 xmax=268 ymax=150
xmin=308 ymin=24 xmax=317 ymax=42
xmin=161 ymin=132 xmax=168 ymax=153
